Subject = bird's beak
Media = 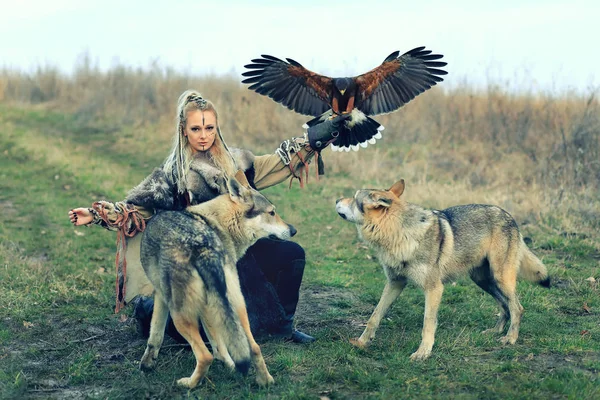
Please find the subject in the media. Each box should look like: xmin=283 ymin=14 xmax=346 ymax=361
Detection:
xmin=339 ymin=89 xmax=346 ymax=95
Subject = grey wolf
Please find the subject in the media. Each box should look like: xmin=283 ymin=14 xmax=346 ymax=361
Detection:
xmin=133 ymin=238 xmax=312 ymax=344
xmin=139 ymin=175 xmax=296 ymax=388
xmin=335 ymin=179 xmax=549 ymax=360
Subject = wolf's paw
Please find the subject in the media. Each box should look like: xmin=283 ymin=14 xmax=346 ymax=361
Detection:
xmin=139 ymin=354 xmax=157 ymax=372
xmin=349 ymin=338 xmax=367 ymax=349
xmin=499 ymin=335 xmax=517 ymax=345
xmin=177 ymin=377 xmax=199 ymax=389
xmin=256 ymin=372 xmax=274 ymax=387
xmin=409 ymin=347 xmax=432 ymax=361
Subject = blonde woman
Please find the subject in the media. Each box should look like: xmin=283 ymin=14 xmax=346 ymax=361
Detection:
xmin=68 ymin=90 xmax=348 ymax=343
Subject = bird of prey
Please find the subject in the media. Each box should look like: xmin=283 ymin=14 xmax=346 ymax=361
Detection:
xmin=242 ymin=47 xmax=447 ymax=151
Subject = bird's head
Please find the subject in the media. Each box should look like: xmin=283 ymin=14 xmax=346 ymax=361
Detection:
xmin=333 ymin=78 xmax=353 ymax=96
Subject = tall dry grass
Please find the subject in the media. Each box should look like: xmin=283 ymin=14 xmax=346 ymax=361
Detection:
xmin=2 ymin=57 xmax=599 ymax=239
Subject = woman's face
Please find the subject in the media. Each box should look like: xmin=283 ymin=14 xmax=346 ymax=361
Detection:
xmin=184 ymin=109 xmax=217 ymax=153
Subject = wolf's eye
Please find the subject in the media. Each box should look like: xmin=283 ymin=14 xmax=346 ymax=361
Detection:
xmin=269 ymin=210 xmax=275 ymax=216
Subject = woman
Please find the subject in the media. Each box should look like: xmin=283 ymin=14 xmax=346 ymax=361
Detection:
xmin=68 ymin=90 xmax=347 ymax=343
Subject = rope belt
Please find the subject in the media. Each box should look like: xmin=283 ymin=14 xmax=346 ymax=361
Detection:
xmin=91 ymin=201 xmax=146 ymax=313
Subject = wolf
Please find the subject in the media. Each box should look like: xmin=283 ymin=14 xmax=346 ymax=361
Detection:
xmin=335 ymin=179 xmax=550 ymax=360
xmin=138 ymin=174 xmax=296 ymax=388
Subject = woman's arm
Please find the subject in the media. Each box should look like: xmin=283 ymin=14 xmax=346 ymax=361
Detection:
xmin=251 ymin=115 xmax=350 ymax=190
xmin=68 ymin=203 xmax=153 ymax=231
xmin=252 ymin=136 xmax=316 ymax=190
xmin=68 ymin=167 xmax=174 ymax=230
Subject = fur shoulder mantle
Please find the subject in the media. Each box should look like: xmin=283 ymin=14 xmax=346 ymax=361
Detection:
xmin=124 ymin=148 xmax=257 ymax=210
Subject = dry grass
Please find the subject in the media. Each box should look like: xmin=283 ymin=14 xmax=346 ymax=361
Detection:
xmin=2 ymin=58 xmax=599 ymax=243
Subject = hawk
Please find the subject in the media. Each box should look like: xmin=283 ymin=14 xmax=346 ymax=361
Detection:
xmin=242 ymin=46 xmax=447 ymax=151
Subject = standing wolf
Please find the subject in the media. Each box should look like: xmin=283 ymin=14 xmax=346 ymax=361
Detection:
xmin=335 ymin=179 xmax=549 ymax=360
xmin=139 ymin=175 xmax=295 ymax=388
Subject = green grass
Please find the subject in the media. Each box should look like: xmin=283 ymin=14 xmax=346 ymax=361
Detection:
xmin=1 ymin=105 xmax=598 ymax=399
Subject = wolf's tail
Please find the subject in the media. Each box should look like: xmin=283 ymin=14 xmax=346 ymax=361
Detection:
xmin=518 ymin=237 xmax=550 ymax=288
xmin=194 ymin=259 xmax=252 ymax=375
xmin=199 ymin=292 xmax=252 ymax=374
xmin=219 ymin=305 xmax=252 ymax=375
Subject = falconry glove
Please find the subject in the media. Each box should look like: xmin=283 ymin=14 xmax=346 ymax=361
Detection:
xmin=307 ymin=113 xmax=351 ymax=150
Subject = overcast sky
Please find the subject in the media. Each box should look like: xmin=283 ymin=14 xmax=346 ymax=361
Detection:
xmin=1 ymin=0 xmax=598 ymax=94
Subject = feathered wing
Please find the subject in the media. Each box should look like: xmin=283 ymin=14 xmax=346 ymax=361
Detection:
xmin=354 ymin=46 xmax=448 ymax=116
xmin=242 ymin=56 xmax=333 ymax=117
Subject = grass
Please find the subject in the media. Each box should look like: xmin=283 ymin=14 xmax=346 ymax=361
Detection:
xmin=1 ymin=101 xmax=599 ymax=399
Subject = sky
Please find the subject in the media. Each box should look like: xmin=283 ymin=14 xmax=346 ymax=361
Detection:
xmin=1 ymin=0 xmax=598 ymax=94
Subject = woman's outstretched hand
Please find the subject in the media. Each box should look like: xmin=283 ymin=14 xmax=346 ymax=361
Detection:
xmin=68 ymin=208 xmax=94 ymax=226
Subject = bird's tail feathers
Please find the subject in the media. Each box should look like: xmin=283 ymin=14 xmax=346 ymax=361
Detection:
xmin=332 ymin=112 xmax=383 ymax=152
xmin=304 ymin=110 xmax=383 ymax=152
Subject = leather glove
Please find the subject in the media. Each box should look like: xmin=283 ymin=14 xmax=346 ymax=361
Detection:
xmin=307 ymin=113 xmax=352 ymax=150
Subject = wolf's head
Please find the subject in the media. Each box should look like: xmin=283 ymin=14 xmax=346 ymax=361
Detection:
xmin=336 ymin=179 xmax=405 ymax=225
xmin=226 ymin=175 xmax=296 ymax=242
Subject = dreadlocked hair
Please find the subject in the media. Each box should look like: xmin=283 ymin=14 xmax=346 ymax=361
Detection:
xmin=163 ymin=89 xmax=238 ymax=194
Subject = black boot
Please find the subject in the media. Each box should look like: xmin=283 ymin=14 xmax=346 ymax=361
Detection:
xmin=275 ymin=259 xmax=315 ymax=344
xmin=132 ymin=296 xmax=153 ymax=339
xmin=289 ymin=329 xmax=316 ymax=344
xmin=268 ymin=314 xmax=315 ymax=343
xmin=243 ymin=239 xmax=316 ymax=343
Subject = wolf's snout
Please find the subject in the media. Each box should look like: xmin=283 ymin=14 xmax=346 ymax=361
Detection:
xmin=288 ymin=224 xmax=297 ymax=237
xmin=335 ymin=199 xmax=358 ymax=223
xmin=335 ymin=201 xmax=348 ymax=220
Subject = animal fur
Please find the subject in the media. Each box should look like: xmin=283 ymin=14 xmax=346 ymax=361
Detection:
xmin=335 ymin=179 xmax=549 ymax=360
xmin=139 ymin=174 xmax=296 ymax=388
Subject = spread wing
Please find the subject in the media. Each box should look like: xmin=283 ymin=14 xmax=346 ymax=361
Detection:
xmin=354 ymin=47 xmax=448 ymax=116
xmin=242 ymin=55 xmax=333 ymax=117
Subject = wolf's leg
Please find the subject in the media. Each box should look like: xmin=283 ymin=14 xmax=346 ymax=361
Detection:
xmin=170 ymin=312 xmax=214 ymax=389
xmin=495 ymin=271 xmax=523 ymax=345
xmin=410 ymin=280 xmax=444 ymax=361
xmin=139 ymin=293 xmax=169 ymax=371
xmin=469 ymin=260 xmax=510 ymax=334
xmin=489 ymin=249 xmax=524 ymax=345
xmin=352 ymin=278 xmax=407 ymax=348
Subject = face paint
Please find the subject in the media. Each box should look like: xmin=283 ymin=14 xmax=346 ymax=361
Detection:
xmin=184 ymin=110 xmax=217 ymax=154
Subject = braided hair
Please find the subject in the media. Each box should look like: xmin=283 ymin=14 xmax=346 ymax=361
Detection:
xmin=163 ymin=90 xmax=238 ymax=194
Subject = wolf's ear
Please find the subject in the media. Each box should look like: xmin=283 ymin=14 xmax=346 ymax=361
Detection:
xmin=365 ymin=193 xmax=393 ymax=209
xmin=234 ymin=169 xmax=251 ymax=189
xmin=227 ymin=176 xmax=250 ymax=203
xmin=388 ymin=179 xmax=405 ymax=198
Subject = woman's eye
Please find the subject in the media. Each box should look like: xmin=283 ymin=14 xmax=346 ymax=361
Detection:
xmin=191 ymin=127 xmax=199 ymax=132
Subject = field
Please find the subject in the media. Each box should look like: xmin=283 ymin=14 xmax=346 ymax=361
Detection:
xmin=1 ymin=66 xmax=599 ymax=399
